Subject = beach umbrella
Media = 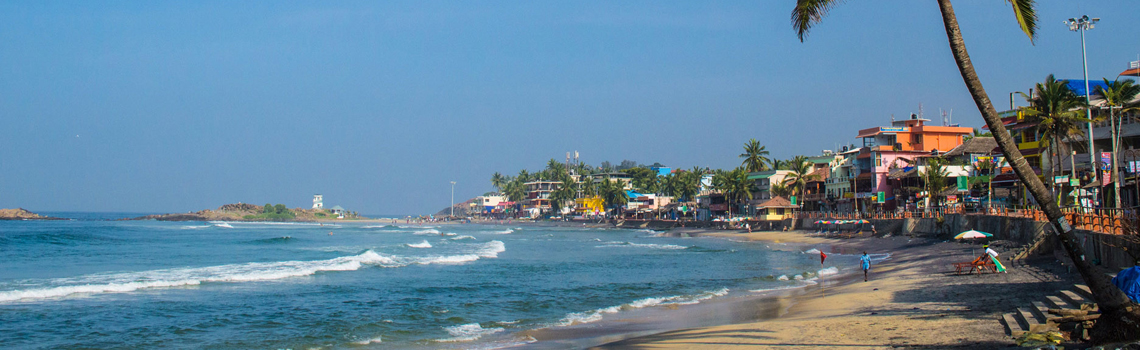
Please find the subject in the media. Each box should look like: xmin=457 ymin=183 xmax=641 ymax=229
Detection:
xmin=954 ymin=230 xmax=993 ymax=239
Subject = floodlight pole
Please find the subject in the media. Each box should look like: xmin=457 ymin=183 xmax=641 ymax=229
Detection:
xmin=1066 ymin=15 xmax=1100 ymax=198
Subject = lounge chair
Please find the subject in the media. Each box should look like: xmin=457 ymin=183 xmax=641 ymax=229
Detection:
xmin=953 ymin=255 xmax=997 ymax=275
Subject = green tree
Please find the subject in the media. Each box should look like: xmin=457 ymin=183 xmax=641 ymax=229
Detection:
xmin=1094 ymin=78 xmax=1140 ymax=208
xmin=920 ymin=157 xmax=951 ymax=210
xmin=963 ymin=128 xmax=992 ymax=142
xmin=793 ymin=1 xmax=1140 ymax=338
xmin=490 ymin=172 xmax=507 ymax=193
xmin=712 ymin=167 xmax=755 ymax=217
xmin=781 ymin=156 xmax=818 ymax=206
xmin=599 ymin=177 xmax=629 ymax=215
xmin=549 ymin=177 xmax=577 ymax=217
xmin=504 ymin=178 xmax=527 ymax=203
xmin=739 ymin=139 xmax=771 ymax=172
xmin=1020 ymin=74 xmax=1088 ymax=188
xmin=263 ymin=203 xmax=274 ymax=214
xmin=274 ymin=204 xmax=288 ymax=214
xmin=767 ymin=158 xmax=785 ymax=171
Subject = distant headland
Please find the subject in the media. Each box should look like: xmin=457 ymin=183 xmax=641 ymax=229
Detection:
xmin=0 ymin=208 xmax=66 ymax=220
xmin=132 ymin=203 xmax=364 ymax=222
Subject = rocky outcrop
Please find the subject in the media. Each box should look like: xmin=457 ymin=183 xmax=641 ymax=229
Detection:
xmin=0 ymin=208 xmax=65 ymax=220
xmin=133 ymin=203 xmax=363 ymax=222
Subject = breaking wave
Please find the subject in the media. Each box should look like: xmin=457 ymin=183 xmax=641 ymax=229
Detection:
xmin=0 ymin=241 xmax=506 ymax=303
xmin=554 ymin=288 xmax=729 ymax=327
xmin=407 ymin=240 xmax=432 ymax=248
xmin=435 ymin=323 xmax=504 ymax=343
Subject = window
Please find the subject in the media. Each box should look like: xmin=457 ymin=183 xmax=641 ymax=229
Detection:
xmin=875 ymin=153 xmax=882 ymax=167
xmin=913 ymin=134 xmax=923 ymax=145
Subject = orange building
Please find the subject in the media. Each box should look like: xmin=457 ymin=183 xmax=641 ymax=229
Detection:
xmin=852 ymin=114 xmax=973 ymax=210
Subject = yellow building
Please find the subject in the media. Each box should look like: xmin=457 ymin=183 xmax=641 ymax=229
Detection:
xmin=575 ymin=196 xmax=605 ymax=215
xmin=754 ymin=196 xmax=800 ymax=221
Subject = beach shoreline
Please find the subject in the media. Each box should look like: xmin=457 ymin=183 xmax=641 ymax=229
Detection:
xmin=576 ymin=228 xmax=1085 ymax=350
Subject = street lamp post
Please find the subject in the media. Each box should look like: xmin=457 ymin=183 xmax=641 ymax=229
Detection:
xmin=450 ymin=181 xmax=456 ymax=218
xmin=1065 ymin=15 xmax=1100 ymax=193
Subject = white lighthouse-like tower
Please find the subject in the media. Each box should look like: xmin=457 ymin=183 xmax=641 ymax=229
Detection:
xmin=313 ymin=194 xmax=324 ymax=209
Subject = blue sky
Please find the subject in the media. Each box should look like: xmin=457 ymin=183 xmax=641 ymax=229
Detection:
xmin=1 ymin=0 xmax=1137 ymax=215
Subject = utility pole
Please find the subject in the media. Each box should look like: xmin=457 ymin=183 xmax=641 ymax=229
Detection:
xmin=450 ymin=181 xmax=457 ymax=218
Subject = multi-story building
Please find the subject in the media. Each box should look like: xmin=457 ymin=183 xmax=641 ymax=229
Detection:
xmin=853 ymin=114 xmax=972 ymax=210
xmin=523 ymin=181 xmax=561 ymax=216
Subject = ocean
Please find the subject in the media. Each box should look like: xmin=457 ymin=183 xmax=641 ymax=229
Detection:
xmin=0 ymin=214 xmax=869 ymax=349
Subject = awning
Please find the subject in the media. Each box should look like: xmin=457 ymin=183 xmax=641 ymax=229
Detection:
xmin=856 ymin=172 xmax=874 ymax=180
xmin=990 ymin=173 xmax=1021 ymax=185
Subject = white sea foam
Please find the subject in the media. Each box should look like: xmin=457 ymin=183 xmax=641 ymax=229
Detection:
xmin=554 ymin=288 xmax=729 ymax=327
xmin=414 ymin=229 xmax=441 ymax=235
xmin=818 ymin=266 xmax=839 ymax=277
xmin=490 ymin=229 xmax=514 ymax=234
xmin=595 ymin=241 xmax=687 ymax=250
xmin=212 ymin=222 xmax=234 ymax=228
xmin=436 ymin=323 xmax=504 ymax=343
xmin=407 ymin=240 xmax=432 ymax=248
xmin=777 ymin=275 xmax=789 ymax=281
xmin=351 ymin=336 xmax=382 ymax=345
xmin=803 ymin=248 xmax=821 ymax=254
xmin=399 ymin=225 xmax=437 ymax=229
xmin=442 ymin=232 xmax=457 ymax=236
xmin=450 ymin=235 xmax=476 ymax=240
xmin=0 ymin=241 xmax=508 ymax=302
xmin=180 ymin=225 xmax=210 ymax=229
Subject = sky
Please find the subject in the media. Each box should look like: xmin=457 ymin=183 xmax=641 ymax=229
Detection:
xmin=1 ymin=0 xmax=1138 ymax=215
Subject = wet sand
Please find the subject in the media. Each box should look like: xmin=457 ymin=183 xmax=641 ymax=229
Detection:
xmin=588 ymin=229 xmax=1083 ymax=350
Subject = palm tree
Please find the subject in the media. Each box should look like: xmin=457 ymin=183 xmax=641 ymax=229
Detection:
xmin=770 ymin=183 xmax=792 ymax=198
xmin=713 ymin=167 xmax=755 ymax=217
xmin=781 ymin=156 xmax=818 ymax=208
xmin=1021 ymin=75 xmax=1088 ymax=184
xmin=490 ymin=172 xmax=507 ymax=194
xmin=740 ymin=139 xmax=771 ymax=172
xmin=517 ymin=170 xmax=531 ymax=183
xmin=1094 ymin=78 xmax=1140 ymax=208
xmin=792 ymin=0 xmax=1140 ymax=339
xmin=768 ymin=158 xmax=785 ymax=171
xmin=549 ymin=177 xmax=577 ymax=217
xmin=599 ymin=177 xmax=628 ymax=217
xmin=920 ymin=157 xmax=952 ymax=211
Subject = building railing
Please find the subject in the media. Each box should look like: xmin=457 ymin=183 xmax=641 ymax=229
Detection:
xmin=796 ymin=206 xmax=1135 ymax=236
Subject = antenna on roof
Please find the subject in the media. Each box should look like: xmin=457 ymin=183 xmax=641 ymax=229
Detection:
xmin=941 ymin=108 xmax=947 ymax=126
xmin=890 ymin=114 xmax=895 ymax=123
xmin=918 ymin=103 xmax=924 ymax=120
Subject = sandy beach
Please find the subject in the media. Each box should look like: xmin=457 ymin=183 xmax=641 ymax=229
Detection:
xmin=590 ymin=228 xmax=1084 ymax=350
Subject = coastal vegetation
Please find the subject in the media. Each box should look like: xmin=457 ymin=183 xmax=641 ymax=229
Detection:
xmin=0 ymin=208 xmax=64 ymax=220
xmin=242 ymin=203 xmax=297 ymax=220
xmin=793 ymin=0 xmax=1140 ymax=341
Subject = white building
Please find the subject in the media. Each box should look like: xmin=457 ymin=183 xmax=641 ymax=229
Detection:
xmin=313 ymin=194 xmax=323 ymax=209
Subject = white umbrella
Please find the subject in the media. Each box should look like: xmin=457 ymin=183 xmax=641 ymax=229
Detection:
xmin=954 ymin=230 xmax=993 ymax=239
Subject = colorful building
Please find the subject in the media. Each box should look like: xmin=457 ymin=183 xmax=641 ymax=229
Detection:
xmin=854 ymin=114 xmax=972 ymax=210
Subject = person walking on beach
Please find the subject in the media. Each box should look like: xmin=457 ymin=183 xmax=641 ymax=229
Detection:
xmin=861 ymin=252 xmax=872 ymax=282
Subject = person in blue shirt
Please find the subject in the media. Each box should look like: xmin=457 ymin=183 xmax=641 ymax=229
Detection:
xmin=861 ymin=251 xmax=872 ymax=282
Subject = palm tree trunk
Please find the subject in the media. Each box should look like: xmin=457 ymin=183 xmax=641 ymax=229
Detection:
xmin=937 ymin=0 xmax=1140 ymax=341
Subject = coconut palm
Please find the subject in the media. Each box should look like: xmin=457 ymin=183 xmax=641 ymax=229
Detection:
xmin=1094 ymin=78 xmax=1140 ymax=208
xmin=920 ymin=157 xmax=952 ymax=210
xmin=490 ymin=172 xmax=507 ymax=193
xmin=792 ymin=0 xmax=1139 ymax=338
xmin=768 ymin=159 xmax=785 ymax=171
xmin=1021 ymin=75 xmax=1088 ymax=187
xmin=740 ymin=139 xmax=771 ymax=172
xmin=713 ymin=167 xmax=755 ymax=217
xmin=781 ymin=156 xmax=819 ymax=207
xmin=599 ymin=177 xmax=629 ymax=216
xmin=549 ymin=177 xmax=577 ymax=217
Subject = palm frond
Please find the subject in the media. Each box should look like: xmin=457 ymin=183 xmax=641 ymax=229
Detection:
xmin=792 ymin=0 xmax=843 ymax=42
xmin=1007 ymin=0 xmax=1037 ymax=43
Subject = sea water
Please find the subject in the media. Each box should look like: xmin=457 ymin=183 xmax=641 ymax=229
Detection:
xmin=0 ymin=215 xmax=866 ymax=349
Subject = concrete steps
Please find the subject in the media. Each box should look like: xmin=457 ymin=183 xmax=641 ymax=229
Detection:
xmin=1002 ymin=285 xmax=1101 ymax=337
